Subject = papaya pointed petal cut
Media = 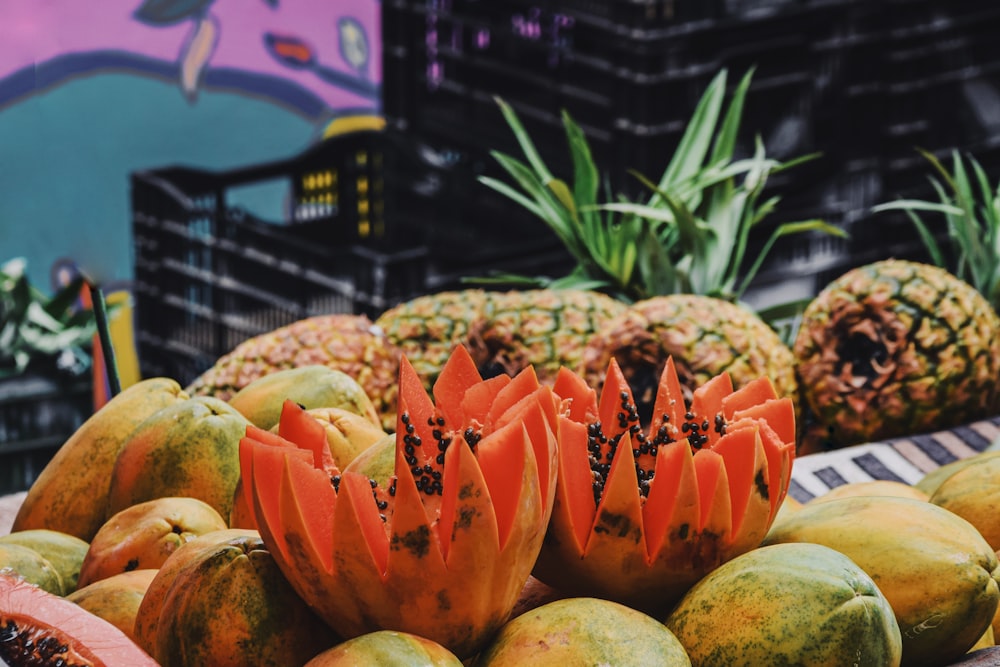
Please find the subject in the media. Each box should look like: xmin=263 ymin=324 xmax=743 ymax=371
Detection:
xmin=585 ymin=431 xmax=643 ymax=558
xmin=476 ymin=419 xmax=528 ymax=551
xmin=433 ymin=345 xmax=484 ymax=424
xmin=598 ymin=359 xmax=634 ymax=433
xmin=249 ymin=444 xmax=312 ymax=565
xmin=712 ymin=423 xmax=769 ymax=547
xmin=440 ymin=433 xmax=502 ymax=566
xmin=338 ymin=471 xmax=391 ymax=576
xmin=690 ymin=372 xmax=734 ymax=420
xmin=487 ymin=365 xmax=540 ymax=427
xmin=693 ymin=449 xmax=732 ymax=541
xmin=461 ymin=375 xmax=510 ymax=426
xmin=650 ymin=357 xmax=687 ymax=441
xmin=492 ymin=387 xmax=558 ymax=507
xmin=278 ymin=399 xmax=339 ymax=473
xmin=555 ymin=417 xmax=596 ymax=555
xmin=397 ymin=356 xmax=437 ymax=435
xmin=644 ymin=440 xmax=699 ymax=561
xmin=238 ymin=437 xmax=261 ymax=528
xmin=732 ymin=397 xmax=797 ymax=449
xmin=722 ymin=376 xmax=778 ymax=416
xmin=388 ymin=458 xmax=445 ymax=572
xmin=552 ymin=366 xmax=599 ymax=423
xmin=279 ymin=452 xmax=337 ymax=573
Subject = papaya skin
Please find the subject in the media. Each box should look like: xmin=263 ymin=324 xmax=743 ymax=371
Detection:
xmin=66 ymin=568 xmax=158 ymax=643
xmin=149 ymin=530 xmax=340 ymax=667
xmin=12 ymin=378 xmax=189 ymax=542
xmin=106 ymin=397 xmax=251 ymax=522
xmin=0 ymin=529 xmax=90 ymax=595
xmin=228 ymin=365 xmax=380 ymax=431
xmin=764 ymin=496 xmax=1000 ymax=667
xmin=77 ymin=497 xmax=228 ymax=588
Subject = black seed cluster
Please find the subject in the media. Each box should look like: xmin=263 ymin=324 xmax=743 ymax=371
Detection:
xmin=585 ymin=393 xmax=735 ymax=507
xmin=0 ymin=620 xmax=81 ymax=667
xmin=681 ymin=411 xmax=711 ymax=450
xmin=396 ymin=411 xmax=483 ymax=499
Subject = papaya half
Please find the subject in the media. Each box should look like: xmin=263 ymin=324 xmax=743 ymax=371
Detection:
xmin=240 ymin=346 xmax=559 ymax=659
xmin=0 ymin=572 xmax=158 ymax=666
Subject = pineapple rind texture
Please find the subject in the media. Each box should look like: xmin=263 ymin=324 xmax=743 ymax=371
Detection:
xmin=581 ymin=294 xmax=799 ymax=415
xmin=185 ymin=314 xmax=401 ymax=431
xmin=793 ymin=259 xmax=1000 ymax=450
xmin=376 ymin=288 xmax=627 ymax=388
xmin=375 ymin=289 xmax=492 ymax=388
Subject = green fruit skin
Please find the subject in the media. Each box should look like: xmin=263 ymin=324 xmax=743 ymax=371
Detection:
xmin=306 ymin=631 xmax=464 ymax=667
xmin=665 ymin=542 xmax=902 ymax=667
xmin=154 ymin=533 xmax=339 ymax=667
xmin=763 ymin=496 xmax=1000 ymax=667
xmin=915 ymin=451 xmax=1000 ymax=496
xmin=475 ymin=597 xmax=691 ymax=667
xmin=228 ymin=365 xmax=380 ymax=430
xmin=0 ymin=529 xmax=89 ymax=595
xmin=0 ymin=543 xmax=64 ymax=595
xmin=107 ymin=397 xmax=251 ymax=521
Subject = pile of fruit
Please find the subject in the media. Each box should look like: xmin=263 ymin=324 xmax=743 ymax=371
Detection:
xmin=5 ymin=70 xmax=1000 ymax=666
xmin=2 ymin=274 xmax=1000 ymax=665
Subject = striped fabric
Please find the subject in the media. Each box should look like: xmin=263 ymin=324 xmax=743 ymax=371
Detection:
xmin=788 ymin=417 xmax=1000 ymax=503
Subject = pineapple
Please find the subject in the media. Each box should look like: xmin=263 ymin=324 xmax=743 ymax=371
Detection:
xmin=466 ymin=288 xmax=626 ymax=384
xmin=375 ymin=288 xmax=625 ymax=387
xmin=476 ymin=69 xmax=843 ymax=430
xmin=793 ymin=259 xmax=1000 ymax=452
xmin=185 ymin=313 xmax=401 ymax=431
xmin=582 ymin=294 xmax=798 ymax=423
xmin=374 ymin=289 xmax=491 ymax=387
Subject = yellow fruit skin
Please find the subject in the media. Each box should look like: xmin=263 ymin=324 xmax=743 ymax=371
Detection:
xmin=0 ymin=542 xmax=63 ymax=595
xmin=305 ymin=631 xmax=464 ymax=667
xmin=147 ymin=530 xmax=339 ymax=667
xmin=228 ymin=365 xmax=380 ymax=430
xmin=475 ymin=597 xmax=691 ymax=667
xmin=809 ymin=480 xmax=930 ymax=505
xmin=106 ymin=397 xmax=251 ymax=522
xmin=272 ymin=407 xmax=386 ymax=470
xmin=764 ymin=496 xmax=1000 ymax=667
xmin=916 ymin=452 xmax=1000 ymax=496
xmin=77 ymin=497 xmax=228 ymax=588
xmin=12 ymin=378 xmax=189 ymax=542
xmin=930 ymin=456 xmax=1000 ymax=552
xmin=0 ymin=529 xmax=90 ymax=595
xmin=665 ymin=542 xmax=902 ymax=667
xmin=66 ymin=568 xmax=158 ymax=643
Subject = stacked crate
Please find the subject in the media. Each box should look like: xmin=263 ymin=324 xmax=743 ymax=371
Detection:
xmin=131 ymin=131 xmax=429 ymax=386
xmin=380 ymin=0 xmax=1000 ymax=296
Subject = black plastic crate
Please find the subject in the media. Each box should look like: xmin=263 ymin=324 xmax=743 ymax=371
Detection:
xmin=0 ymin=375 xmax=92 ymax=495
xmin=131 ymin=132 xmax=431 ymax=387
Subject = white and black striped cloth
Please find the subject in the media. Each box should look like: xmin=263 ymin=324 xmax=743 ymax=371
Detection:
xmin=789 ymin=417 xmax=1000 ymax=503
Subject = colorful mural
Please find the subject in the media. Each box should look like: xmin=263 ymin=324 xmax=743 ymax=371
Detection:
xmin=0 ymin=0 xmax=382 ymax=290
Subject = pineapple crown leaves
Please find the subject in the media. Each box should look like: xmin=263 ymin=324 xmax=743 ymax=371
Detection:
xmin=476 ymin=68 xmax=846 ymax=304
xmin=872 ymin=148 xmax=1000 ymax=310
xmin=0 ymin=257 xmax=103 ymax=379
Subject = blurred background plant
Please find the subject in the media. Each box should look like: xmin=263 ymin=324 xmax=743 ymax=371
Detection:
xmin=476 ymin=69 xmax=846 ymax=335
xmin=873 ymin=149 xmax=1000 ymax=312
xmin=0 ymin=257 xmax=101 ymax=380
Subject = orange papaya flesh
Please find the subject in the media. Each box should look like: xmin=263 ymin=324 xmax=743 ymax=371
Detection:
xmin=0 ymin=573 xmax=158 ymax=666
xmin=539 ymin=354 xmax=796 ymax=612
xmin=241 ymin=345 xmax=558 ymax=659
xmin=278 ymin=399 xmax=338 ymax=470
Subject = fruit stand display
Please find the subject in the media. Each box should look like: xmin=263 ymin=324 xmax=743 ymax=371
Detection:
xmin=8 ymin=2 xmax=1000 ymax=666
